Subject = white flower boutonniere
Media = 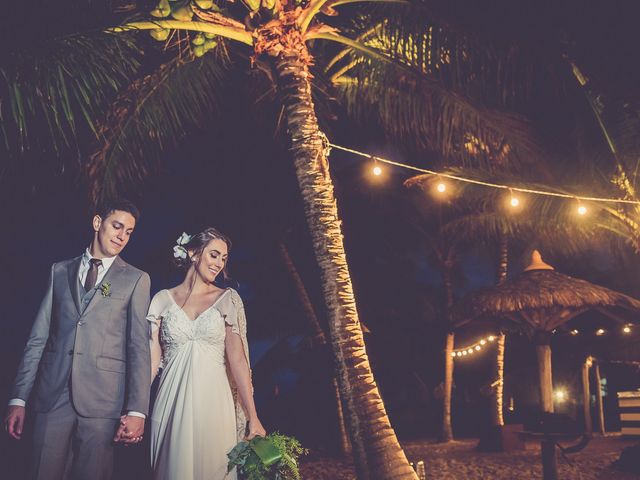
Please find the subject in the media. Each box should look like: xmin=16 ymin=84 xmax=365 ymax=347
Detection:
xmin=100 ymin=282 xmax=112 ymax=298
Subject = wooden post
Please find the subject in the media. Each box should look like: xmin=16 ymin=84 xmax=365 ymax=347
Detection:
xmin=536 ymin=340 xmax=554 ymax=413
xmin=535 ymin=332 xmax=557 ymax=480
xmin=582 ymin=357 xmax=592 ymax=435
xmin=594 ymin=361 xmax=606 ymax=435
xmin=541 ymin=440 xmax=558 ymax=480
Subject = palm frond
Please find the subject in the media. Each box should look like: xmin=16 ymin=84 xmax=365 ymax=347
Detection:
xmin=86 ymin=50 xmax=230 ymax=205
xmin=321 ymin=3 xmax=551 ymax=169
xmin=0 ymin=31 xmax=142 ymax=158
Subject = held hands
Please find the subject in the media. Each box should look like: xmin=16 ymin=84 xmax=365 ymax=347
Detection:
xmin=113 ymin=415 xmax=145 ymax=445
xmin=246 ymin=417 xmax=267 ymax=440
xmin=4 ymin=405 xmax=26 ymax=440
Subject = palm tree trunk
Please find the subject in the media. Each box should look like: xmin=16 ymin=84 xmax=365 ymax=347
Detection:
xmin=442 ymin=332 xmax=455 ymax=442
xmin=441 ymin=247 xmax=455 ymax=442
xmin=582 ymin=357 xmax=592 ymax=435
xmin=278 ymin=241 xmax=352 ymax=456
xmin=491 ymin=235 xmax=507 ymax=427
xmin=274 ymin=48 xmax=417 ymax=480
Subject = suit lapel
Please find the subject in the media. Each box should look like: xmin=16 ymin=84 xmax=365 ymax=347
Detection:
xmin=82 ymin=256 xmax=126 ymax=317
xmin=67 ymin=256 xmax=83 ymax=316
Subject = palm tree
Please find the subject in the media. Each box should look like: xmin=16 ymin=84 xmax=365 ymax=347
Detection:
xmin=1 ymin=2 xmax=561 ymax=477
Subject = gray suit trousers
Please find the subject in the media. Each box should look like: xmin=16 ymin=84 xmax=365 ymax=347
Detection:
xmin=29 ymin=388 xmax=119 ymax=480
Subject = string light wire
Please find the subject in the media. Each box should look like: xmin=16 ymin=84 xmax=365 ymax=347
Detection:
xmin=328 ymin=143 xmax=640 ymax=206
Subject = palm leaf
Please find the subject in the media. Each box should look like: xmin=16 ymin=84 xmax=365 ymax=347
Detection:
xmin=0 ymin=31 xmax=142 ymax=158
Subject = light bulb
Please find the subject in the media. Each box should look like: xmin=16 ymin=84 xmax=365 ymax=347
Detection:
xmin=510 ymin=196 xmax=520 ymax=207
xmin=373 ymin=165 xmax=382 ymax=176
xmin=577 ymin=205 xmax=587 ymax=216
xmin=436 ymin=182 xmax=446 ymax=193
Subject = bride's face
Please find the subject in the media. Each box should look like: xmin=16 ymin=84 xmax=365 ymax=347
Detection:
xmin=193 ymin=238 xmax=228 ymax=283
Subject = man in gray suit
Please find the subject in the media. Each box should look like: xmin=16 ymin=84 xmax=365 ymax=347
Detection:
xmin=4 ymin=199 xmax=151 ymax=480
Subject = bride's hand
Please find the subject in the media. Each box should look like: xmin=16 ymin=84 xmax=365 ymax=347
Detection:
xmin=246 ymin=418 xmax=266 ymax=440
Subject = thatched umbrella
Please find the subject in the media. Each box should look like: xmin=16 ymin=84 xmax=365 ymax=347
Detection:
xmin=457 ymin=250 xmax=640 ymax=414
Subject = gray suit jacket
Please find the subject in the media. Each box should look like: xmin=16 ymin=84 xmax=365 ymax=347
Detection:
xmin=11 ymin=256 xmax=151 ymax=418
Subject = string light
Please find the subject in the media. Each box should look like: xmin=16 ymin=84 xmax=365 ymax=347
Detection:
xmin=328 ymin=143 xmax=640 ymax=206
xmin=372 ymin=164 xmax=382 ymax=176
xmin=577 ymin=203 xmax=588 ymax=216
xmin=452 ymin=334 xmax=498 ymax=358
xmin=570 ymin=329 xmax=579 ymax=335
xmin=623 ymin=325 xmax=632 ymax=334
xmin=596 ymin=328 xmax=606 ymax=336
xmin=508 ymin=189 xmax=520 ymax=209
xmin=554 ymin=389 xmax=568 ymax=402
xmin=436 ymin=181 xmax=447 ymax=193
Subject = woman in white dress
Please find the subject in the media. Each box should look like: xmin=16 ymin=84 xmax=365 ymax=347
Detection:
xmin=146 ymin=228 xmax=266 ymax=479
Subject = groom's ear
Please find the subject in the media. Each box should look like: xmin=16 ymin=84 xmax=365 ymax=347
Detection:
xmin=92 ymin=215 xmax=102 ymax=233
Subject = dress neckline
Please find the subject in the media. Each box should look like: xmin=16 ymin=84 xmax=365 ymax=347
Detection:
xmin=165 ymin=288 xmax=229 ymax=322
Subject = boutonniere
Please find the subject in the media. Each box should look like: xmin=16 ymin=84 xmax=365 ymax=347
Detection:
xmin=100 ymin=282 xmax=112 ymax=298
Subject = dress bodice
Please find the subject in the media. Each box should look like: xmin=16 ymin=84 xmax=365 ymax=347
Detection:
xmin=160 ymin=301 xmax=228 ymax=366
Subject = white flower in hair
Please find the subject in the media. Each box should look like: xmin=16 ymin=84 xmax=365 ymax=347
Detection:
xmin=173 ymin=245 xmax=187 ymax=259
xmin=176 ymin=232 xmax=192 ymax=246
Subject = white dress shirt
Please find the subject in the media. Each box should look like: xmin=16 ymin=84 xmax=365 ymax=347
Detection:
xmin=9 ymin=249 xmax=145 ymax=419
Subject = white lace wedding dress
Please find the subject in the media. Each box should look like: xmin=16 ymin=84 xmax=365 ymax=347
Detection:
xmin=147 ymin=288 xmax=249 ymax=480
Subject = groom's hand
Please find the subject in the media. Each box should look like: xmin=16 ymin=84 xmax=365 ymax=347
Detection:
xmin=114 ymin=415 xmax=145 ymax=445
xmin=4 ymin=405 xmax=26 ymax=440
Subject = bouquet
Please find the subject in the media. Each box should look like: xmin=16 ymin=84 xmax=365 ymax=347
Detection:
xmin=227 ymin=433 xmax=307 ymax=480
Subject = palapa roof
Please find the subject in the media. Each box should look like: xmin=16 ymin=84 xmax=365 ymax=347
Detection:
xmin=455 ymin=251 xmax=640 ymax=332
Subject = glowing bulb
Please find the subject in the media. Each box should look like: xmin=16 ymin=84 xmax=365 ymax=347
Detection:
xmin=577 ymin=205 xmax=587 ymax=216
xmin=480 ymin=339 xmax=486 ymax=345
xmin=462 ymin=350 xmax=468 ymax=356
xmin=436 ymin=182 xmax=447 ymax=193
xmin=554 ymin=389 xmax=567 ymax=402
xmin=475 ymin=345 xmax=481 ymax=351
xmin=373 ymin=165 xmax=382 ymax=176
xmin=488 ymin=336 xmax=495 ymax=342
xmin=467 ymin=348 xmax=474 ymax=354
xmin=510 ymin=196 xmax=520 ymax=207
xmin=596 ymin=328 xmax=605 ymax=336
xmin=451 ymin=352 xmax=456 ymax=357
xmin=456 ymin=351 xmax=463 ymax=357
xmin=623 ymin=326 xmax=632 ymax=334
xmin=570 ymin=329 xmax=579 ymax=336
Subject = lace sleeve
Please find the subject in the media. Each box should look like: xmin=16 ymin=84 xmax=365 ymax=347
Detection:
xmin=148 ymin=290 xmax=171 ymax=380
xmin=220 ymin=289 xmax=251 ymax=441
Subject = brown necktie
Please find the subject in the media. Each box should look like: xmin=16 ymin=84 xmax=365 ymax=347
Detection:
xmin=84 ymin=258 xmax=103 ymax=291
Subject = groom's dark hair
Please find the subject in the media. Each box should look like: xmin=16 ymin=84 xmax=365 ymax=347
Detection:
xmin=96 ymin=199 xmax=140 ymax=223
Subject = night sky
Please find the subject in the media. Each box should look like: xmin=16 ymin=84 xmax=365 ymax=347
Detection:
xmin=2 ymin=0 xmax=640 ymax=476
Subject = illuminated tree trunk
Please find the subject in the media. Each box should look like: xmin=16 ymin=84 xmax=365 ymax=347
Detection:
xmin=441 ymin=248 xmax=455 ymax=442
xmin=582 ymin=357 xmax=592 ymax=435
xmin=278 ymin=241 xmax=352 ymax=456
xmin=490 ymin=235 xmax=507 ymax=427
xmin=275 ymin=47 xmax=417 ymax=479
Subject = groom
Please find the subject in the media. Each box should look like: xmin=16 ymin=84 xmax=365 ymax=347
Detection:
xmin=4 ymin=199 xmax=151 ymax=480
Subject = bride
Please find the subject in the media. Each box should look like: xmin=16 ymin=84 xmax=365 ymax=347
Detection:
xmin=146 ymin=228 xmax=266 ymax=479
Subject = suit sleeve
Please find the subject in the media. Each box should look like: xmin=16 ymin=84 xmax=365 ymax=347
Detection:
xmin=124 ymin=272 xmax=151 ymax=415
xmin=11 ymin=264 xmax=55 ymax=403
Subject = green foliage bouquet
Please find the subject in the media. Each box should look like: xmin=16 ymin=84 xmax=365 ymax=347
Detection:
xmin=227 ymin=433 xmax=307 ymax=480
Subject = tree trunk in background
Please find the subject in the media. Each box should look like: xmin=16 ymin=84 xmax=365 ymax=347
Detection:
xmin=582 ymin=357 xmax=592 ymax=435
xmin=491 ymin=234 xmax=507 ymax=426
xmin=441 ymin=248 xmax=455 ymax=442
xmin=278 ymin=241 xmax=352 ymax=456
xmin=276 ymin=46 xmax=417 ymax=479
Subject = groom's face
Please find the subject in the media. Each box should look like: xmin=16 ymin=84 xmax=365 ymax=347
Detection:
xmin=92 ymin=209 xmax=136 ymax=258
